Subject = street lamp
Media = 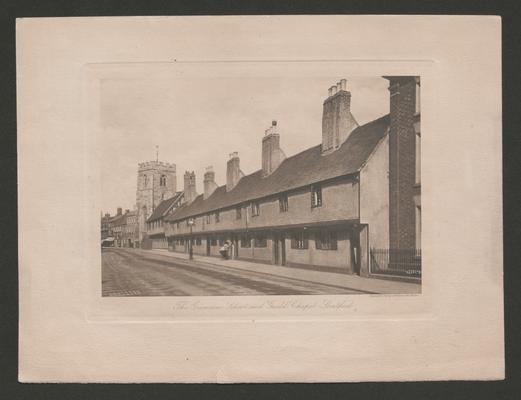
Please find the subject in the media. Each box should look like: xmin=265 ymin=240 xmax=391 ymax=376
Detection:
xmin=188 ymin=218 xmax=194 ymax=260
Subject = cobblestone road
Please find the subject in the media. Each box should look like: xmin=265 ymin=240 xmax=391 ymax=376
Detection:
xmin=102 ymin=248 xmax=366 ymax=296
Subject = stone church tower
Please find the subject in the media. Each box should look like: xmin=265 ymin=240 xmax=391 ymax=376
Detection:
xmin=136 ymin=161 xmax=177 ymax=242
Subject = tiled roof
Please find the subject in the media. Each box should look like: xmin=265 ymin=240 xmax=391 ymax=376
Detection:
xmin=147 ymin=191 xmax=184 ymax=222
xmin=165 ymin=114 xmax=389 ymax=223
xmin=110 ymin=214 xmax=126 ymax=226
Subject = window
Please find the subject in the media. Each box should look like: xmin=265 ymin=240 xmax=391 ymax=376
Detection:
xmin=291 ymin=232 xmax=308 ymax=249
xmin=205 ymin=214 xmax=211 ymax=224
xmin=236 ymin=207 xmax=242 ymax=220
xmin=315 ymin=231 xmax=338 ymax=250
xmin=195 ymin=237 xmax=202 ymax=246
xmin=143 ymin=174 xmax=148 ymax=187
xmin=176 ymin=222 xmax=179 ymax=229
xmin=218 ymin=237 xmax=225 ymax=246
xmin=415 ymin=205 xmax=421 ymax=249
xmin=279 ymin=194 xmax=289 ymax=212
xmin=415 ymin=132 xmax=421 ymax=185
xmin=180 ymin=238 xmax=185 ymax=245
xmin=415 ymin=78 xmax=421 ymax=115
xmin=254 ymin=235 xmax=267 ymax=248
xmin=311 ymin=185 xmax=322 ymax=208
xmin=251 ymin=201 xmax=260 ymax=216
xmin=215 ymin=212 xmax=220 ymax=223
xmin=210 ymin=237 xmax=217 ymax=246
xmin=160 ymin=175 xmax=167 ymax=186
xmin=241 ymin=235 xmax=251 ymax=248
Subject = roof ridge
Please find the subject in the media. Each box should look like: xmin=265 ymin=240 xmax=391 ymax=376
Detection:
xmin=164 ymin=113 xmax=390 ymax=223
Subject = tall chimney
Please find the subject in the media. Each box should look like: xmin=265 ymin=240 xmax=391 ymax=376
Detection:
xmin=183 ymin=171 xmax=197 ymax=204
xmin=203 ymin=166 xmax=218 ymax=199
xmin=262 ymin=120 xmax=286 ymax=177
xmin=117 ymin=207 xmax=122 ymax=216
xmin=384 ymin=76 xmax=418 ymax=250
xmin=322 ymin=79 xmax=359 ymax=153
xmin=226 ymin=152 xmax=244 ymax=191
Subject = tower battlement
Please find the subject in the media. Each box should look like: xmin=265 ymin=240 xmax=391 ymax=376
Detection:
xmin=138 ymin=161 xmax=176 ymax=170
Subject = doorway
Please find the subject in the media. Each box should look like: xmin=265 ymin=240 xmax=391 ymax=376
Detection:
xmin=231 ymin=235 xmax=239 ymax=259
xmin=350 ymin=228 xmax=361 ymax=275
xmin=273 ymin=234 xmax=286 ymax=266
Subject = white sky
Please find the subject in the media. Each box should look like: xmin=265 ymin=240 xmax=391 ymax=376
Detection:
xmin=100 ymin=76 xmax=390 ymax=214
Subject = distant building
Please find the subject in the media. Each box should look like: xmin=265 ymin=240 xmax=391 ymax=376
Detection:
xmin=110 ymin=207 xmax=126 ymax=247
xmin=122 ymin=209 xmax=139 ymax=248
xmin=144 ymin=191 xmax=184 ymax=249
xmin=160 ymin=78 xmax=421 ymax=278
xmin=101 ymin=213 xmax=111 ymax=240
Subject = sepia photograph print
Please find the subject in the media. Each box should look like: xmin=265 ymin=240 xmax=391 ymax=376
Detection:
xmin=17 ymin=15 xmax=503 ymax=383
xmin=100 ymin=75 xmax=422 ymax=297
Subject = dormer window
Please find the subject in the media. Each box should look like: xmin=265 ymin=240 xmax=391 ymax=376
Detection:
xmin=279 ymin=194 xmax=289 ymax=212
xmin=251 ymin=201 xmax=260 ymax=217
xmin=311 ymin=185 xmax=322 ymax=208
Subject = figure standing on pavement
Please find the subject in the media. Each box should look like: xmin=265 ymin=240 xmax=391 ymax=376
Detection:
xmin=220 ymin=241 xmax=230 ymax=259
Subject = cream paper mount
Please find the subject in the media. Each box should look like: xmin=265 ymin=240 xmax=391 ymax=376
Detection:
xmin=17 ymin=16 xmax=503 ymax=382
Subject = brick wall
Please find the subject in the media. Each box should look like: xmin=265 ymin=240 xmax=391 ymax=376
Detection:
xmin=387 ymin=77 xmax=417 ymax=249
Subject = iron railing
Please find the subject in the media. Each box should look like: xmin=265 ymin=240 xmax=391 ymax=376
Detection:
xmin=370 ymin=248 xmax=421 ymax=279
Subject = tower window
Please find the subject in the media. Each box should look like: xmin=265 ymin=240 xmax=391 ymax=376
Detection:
xmin=160 ymin=175 xmax=167 ymax=186
xmin=143 ymin=174 xmax=148 ymax=187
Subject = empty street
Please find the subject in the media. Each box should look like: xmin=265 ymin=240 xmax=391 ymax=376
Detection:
xmin=101 ymin=248 xmax=370 ymax=296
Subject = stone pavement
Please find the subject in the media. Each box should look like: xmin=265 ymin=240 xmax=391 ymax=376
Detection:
xmin=137 ymin=248 xmax=421 ymax=295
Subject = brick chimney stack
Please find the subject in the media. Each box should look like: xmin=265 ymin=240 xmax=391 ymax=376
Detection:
xmin=117 ymin=207 xmax=122 ymax=216
xmin=321 ymin=78 xmax=358 ymax=153
xmin=226 ymin=152 xmax=244 ymax=192
xmin=384 ymin=76 xmax=419 ymax=249
xmin=203 ymin=166 xmax=218 ymax=199
xmin=183 ymin=171 xmax=197 ymax=204
xmin=262 ymin=120 xmax=286 ymax=177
